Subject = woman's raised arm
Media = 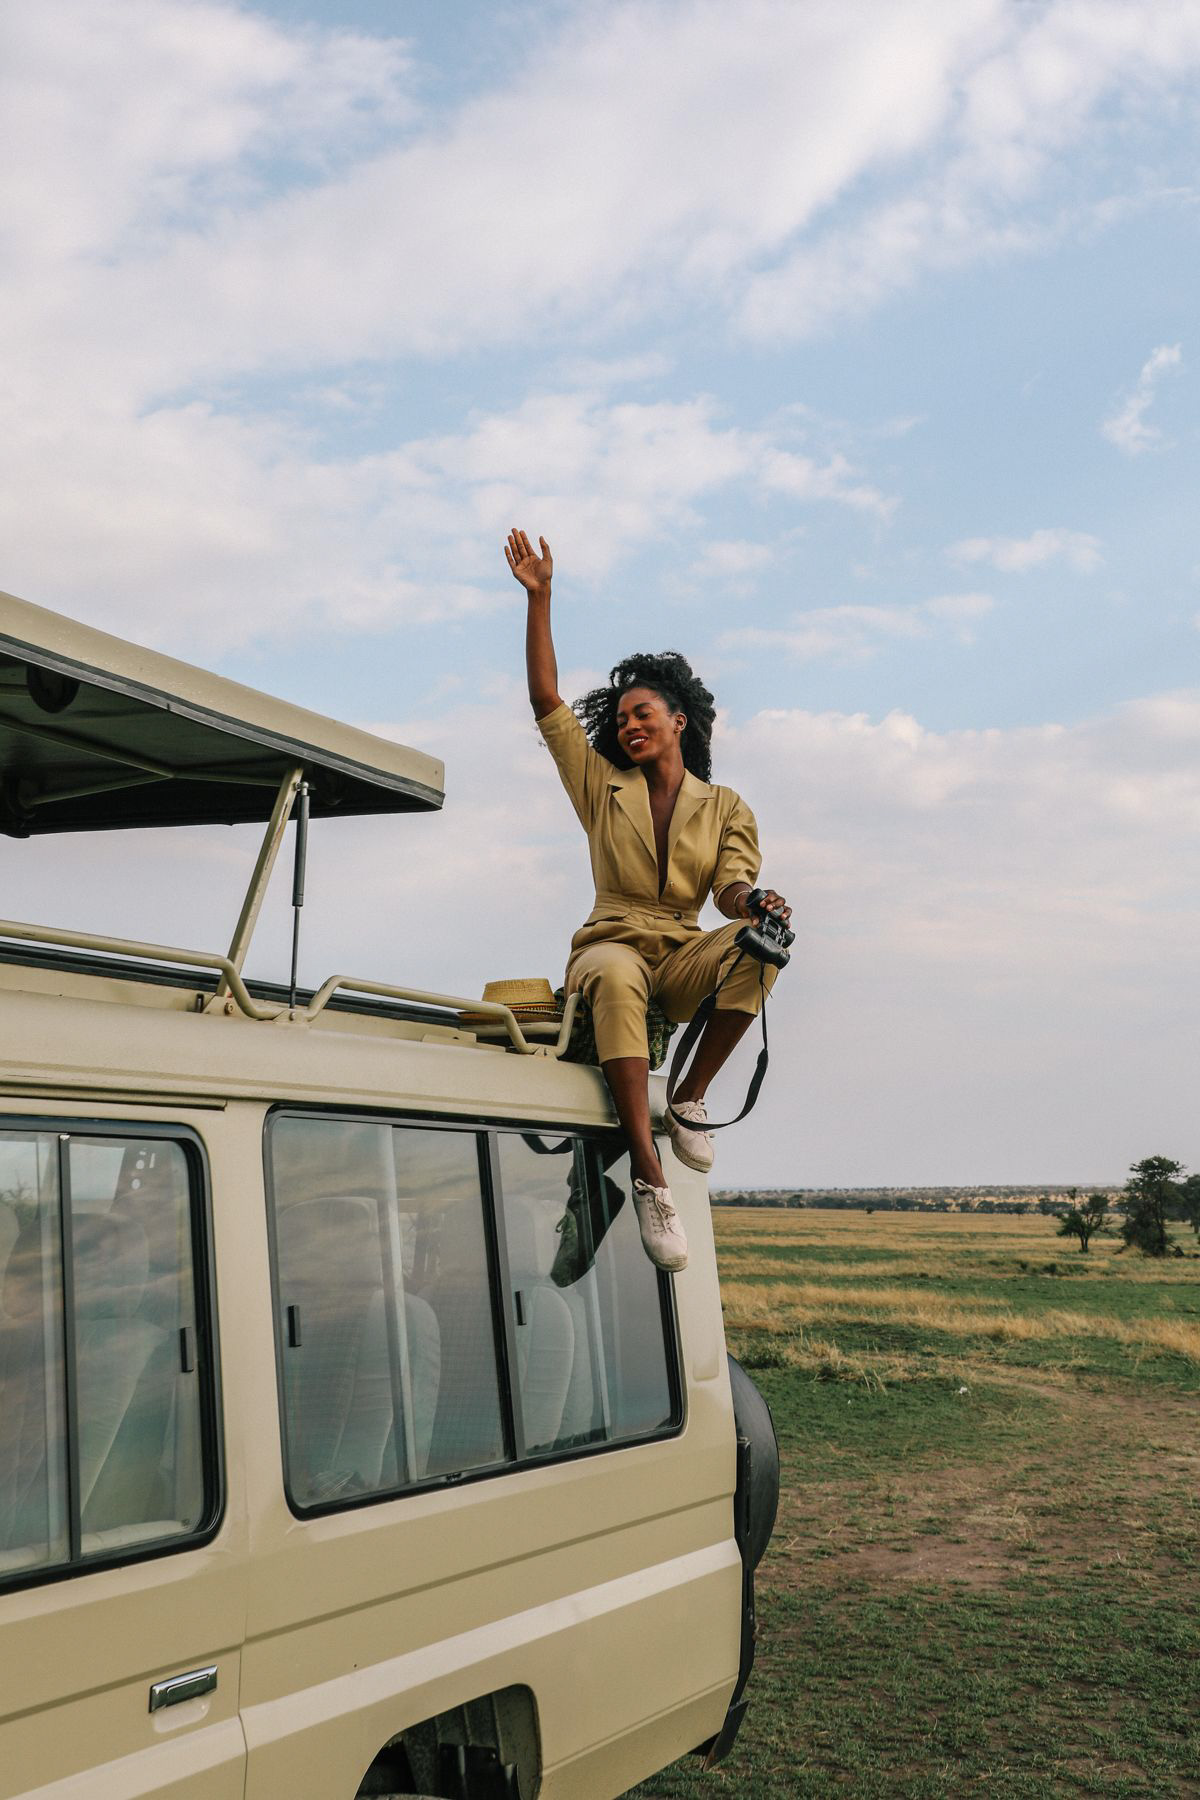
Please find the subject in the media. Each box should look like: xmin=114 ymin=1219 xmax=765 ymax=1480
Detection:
xmin=506 ymin=528 xmax=561 ymax=718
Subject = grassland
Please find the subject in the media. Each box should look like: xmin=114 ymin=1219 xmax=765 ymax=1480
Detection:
xmin=628 ymin=1209 xmax=1200 ymax=1799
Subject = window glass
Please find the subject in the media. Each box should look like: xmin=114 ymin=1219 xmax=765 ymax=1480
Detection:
xmin=392 ymin=1127 xmax=505 ymax=1480
xmin=0 ymin=1132 xmax=68 ymax=1576
xmin=495 ymin=1135 xmax=677 ymax=1454
xmin=69 ymin=1138 xmax=206 ymax=1552
xmin=270 ymin=1117 xmax=399 ymax=1507
xmin=0 ymin=1128 xmax=210 ymax=1584
xmin=270 ymin=1117 xmax=505 ymax=1510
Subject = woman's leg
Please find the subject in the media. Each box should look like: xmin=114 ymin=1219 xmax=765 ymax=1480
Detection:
xmin=567 ymin=941 xmax=664 ymax=1184
xmin=671 ymin=1007 xmax=755 ymax=1105
xmin=600 ymin=1056 xmax=667 ymax=1187
xmin=567 ymin=940 xmax=687 ymax=1270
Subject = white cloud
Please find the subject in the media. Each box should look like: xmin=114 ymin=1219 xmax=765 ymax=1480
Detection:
xmin=44 ymin=0 xmax=995 ymax=387
xmin=689 ymin=540 xmax=776 ymax=582
xmin=719 ymin=593 xmax=993 ymax=663
xmin=714 ymin=688 xmax=1200 ymax=1180
xmin=555 ymin=352 xmax=676 ymax=390
xmin=2 ymin=0 xmax=1197 ymax=656
xmin=729 ymin=689 xmax=1200 ymax=971
xmin=11 ymin=0 xmax=1200 ymax=394
xmin=948 ymin=528 xmax=1103 ymax=572
xmin=0 ymin=1 xmax=413 ymax=271
xmin=923 ymin=591 xmax=994 ymax=621
xmin=758 ymin=450 xmax=895 ymax=520
xmin=1101 ymin=343 xmax=1184 ymax=454
xmin=739 ymin=4 xmax=1200 ymax=341
xmin=0 ymin=388 xmax=892 ymax=650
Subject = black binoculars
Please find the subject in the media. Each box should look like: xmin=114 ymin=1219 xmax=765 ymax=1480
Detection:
xmin=735 ymin=887 xmax=795 ymax=968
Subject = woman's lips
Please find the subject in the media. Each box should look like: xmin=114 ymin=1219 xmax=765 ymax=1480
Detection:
xmin=625 ymin=733 xmax=649 ymax=751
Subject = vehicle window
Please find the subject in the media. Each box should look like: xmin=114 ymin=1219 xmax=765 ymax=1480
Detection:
xmin=0 ymin=1128 xmax=212 ymax=1585
xmin=496 ymin=1136 xmax=677 ymax=1454
xmin=269 ymin=1117 xmax=506 ymax=1509
xmin=0 ymin=1133 xmax=68 ymax=1576
xmin=268 ymin=1114 xmax=680 ymax=1515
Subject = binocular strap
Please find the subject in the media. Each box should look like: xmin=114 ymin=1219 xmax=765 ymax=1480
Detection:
xmin=664 ymin=952 xmax=771 ymax=1134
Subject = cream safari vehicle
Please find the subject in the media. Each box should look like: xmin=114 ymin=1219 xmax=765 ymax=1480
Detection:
xmin=0 ymin=590 xmax=778 ymax=1800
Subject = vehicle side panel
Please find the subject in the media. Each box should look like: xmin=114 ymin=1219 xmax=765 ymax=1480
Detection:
xmin=1 ymin=992 xmax=741 ymax=1800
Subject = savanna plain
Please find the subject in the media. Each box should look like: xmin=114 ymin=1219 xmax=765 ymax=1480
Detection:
xmin=628 ymin=1208 xmax=1200 ymax=1799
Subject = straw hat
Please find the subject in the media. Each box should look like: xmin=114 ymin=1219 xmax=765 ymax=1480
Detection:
xmin=458 ymin=977 xmax=562 ymax=1026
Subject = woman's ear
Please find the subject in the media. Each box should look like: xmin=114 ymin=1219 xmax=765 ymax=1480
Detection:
xmin=677 ymin=713 xmax=687 ymax=736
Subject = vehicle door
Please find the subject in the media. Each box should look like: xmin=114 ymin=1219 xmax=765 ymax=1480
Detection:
xmin=0 ymin=1117 xmax=244 ymax=1800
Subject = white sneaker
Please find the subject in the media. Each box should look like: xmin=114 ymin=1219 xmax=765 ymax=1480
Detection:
xmin=632 ymin=1180 xmax=689 ymax=1272
xmin=668 ymin=1098 xmax=714 ymax=1173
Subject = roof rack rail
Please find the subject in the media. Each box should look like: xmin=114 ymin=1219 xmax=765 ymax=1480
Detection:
xmin=0 ymin=918 xmax=579 ymax=1057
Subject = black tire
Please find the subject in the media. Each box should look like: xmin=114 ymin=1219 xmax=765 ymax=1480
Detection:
xmin=727 ymin=1352 xmax=780 ymax=1570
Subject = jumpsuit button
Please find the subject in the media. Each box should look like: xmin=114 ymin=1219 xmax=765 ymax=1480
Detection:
xmin=673 ymin=910 xmax=682 ymax=920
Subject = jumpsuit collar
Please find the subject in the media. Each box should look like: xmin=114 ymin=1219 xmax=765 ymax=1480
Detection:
xmin=607 ymin=764 xmax=715 ymax=884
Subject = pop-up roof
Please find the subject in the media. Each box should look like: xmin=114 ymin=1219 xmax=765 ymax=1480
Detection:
xmin=0 ymin=589 xmax=443 ymax=836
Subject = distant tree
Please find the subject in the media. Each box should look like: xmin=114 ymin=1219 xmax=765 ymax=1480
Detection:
xmin=1181 ymin=1174 xmax=1200 ymax=1239
xmin=1056 ymin=1191 xmax=1109 ymax=1253
xmin=1038 ymin=1194 xmax=1056 ymax=1217
xmin=1119 ymin=1156 xmax=1187 ymax=1257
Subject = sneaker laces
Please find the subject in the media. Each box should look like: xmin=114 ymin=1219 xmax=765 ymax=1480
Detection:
xmin=674 ymin=1099 xmax=711 ymax=1133
xmin=636 ymin=1181 xmax=677 ymax=1230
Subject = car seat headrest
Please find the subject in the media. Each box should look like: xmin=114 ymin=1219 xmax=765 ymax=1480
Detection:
xmin=72 ymin=1212 xmax=150 ymax=1320
xmin=277 ymin=1195 xmax=382 ymax=1290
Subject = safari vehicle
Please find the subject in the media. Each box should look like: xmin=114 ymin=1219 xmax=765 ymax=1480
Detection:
xmin=0 ymin=589 xmax=778 ymax=1800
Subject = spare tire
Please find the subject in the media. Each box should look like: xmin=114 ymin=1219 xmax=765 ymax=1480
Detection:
xmin=727 ymin=1353 xmax=780 ymax=1571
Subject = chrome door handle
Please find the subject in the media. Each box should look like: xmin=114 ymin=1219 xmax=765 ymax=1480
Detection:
xmin=149 ymin=1665 xmax=217 ymax=1713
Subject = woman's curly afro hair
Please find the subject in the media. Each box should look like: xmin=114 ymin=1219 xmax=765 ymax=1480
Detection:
xmin=573 ymin=650 xmax=716 ymax=783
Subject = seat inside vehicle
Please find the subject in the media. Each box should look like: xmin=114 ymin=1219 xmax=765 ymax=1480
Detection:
xmin=276 ymin=1193 xmax=442 ymax=1501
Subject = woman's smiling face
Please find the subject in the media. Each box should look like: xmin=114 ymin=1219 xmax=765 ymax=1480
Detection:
xmin=616 ymin=685 xmax=684 ymax=764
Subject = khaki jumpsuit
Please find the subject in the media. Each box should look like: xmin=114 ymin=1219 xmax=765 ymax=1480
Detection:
xmin=537 ymin=702 xmax=778 ymax=1063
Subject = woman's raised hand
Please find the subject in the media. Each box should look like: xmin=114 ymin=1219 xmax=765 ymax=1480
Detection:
xmin=505 ymin=528 xmax=553 ymax=595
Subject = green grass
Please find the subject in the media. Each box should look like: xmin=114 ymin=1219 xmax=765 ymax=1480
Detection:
xmin=625 ymin=1209 xmax=1200 ymax=1799
xmin=751 ymin=1367 xmax=1054 ymax=1481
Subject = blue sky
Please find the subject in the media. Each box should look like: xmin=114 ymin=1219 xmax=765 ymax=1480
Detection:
xmin=2 ymin=0 xmax=1197 ymax=1184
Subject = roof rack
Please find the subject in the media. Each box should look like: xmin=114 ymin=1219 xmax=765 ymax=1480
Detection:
xmin=0 ymin=918 xmax=580 ymax=1059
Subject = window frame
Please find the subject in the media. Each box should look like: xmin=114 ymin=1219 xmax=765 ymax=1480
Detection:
xmin=264 ymin=1105 xmax=685 ymax=1520
xmin=0 ymin=1114 xmax=225 ymax=1595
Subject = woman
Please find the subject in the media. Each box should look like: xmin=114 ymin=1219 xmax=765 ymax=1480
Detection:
xmin=506 ymin=528 xmax=791 ymax=1273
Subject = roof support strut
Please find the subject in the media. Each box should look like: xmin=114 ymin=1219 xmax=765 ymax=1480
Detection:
xmin=216 ymin=763 xmax=304 ymax=995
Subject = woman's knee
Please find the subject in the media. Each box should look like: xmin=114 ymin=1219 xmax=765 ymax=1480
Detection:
xmin=714 ymin=945 xmax=779 ymax=1013
xmin=570 ymin=944 xmax=651 ymax=1005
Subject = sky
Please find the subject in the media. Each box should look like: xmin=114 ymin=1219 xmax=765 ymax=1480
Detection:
xmin=2 ymin=0 xmax=1198 ymax=1186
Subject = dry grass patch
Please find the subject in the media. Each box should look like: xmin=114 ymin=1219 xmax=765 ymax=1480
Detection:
xmin=719 ymin=1239 xmax=1200 ymax=1289
xmin=720 ymin=1277 xmax=1200 ymax=1362
xmin=716 ymin=1209 xmax=1066 ymax=1242
xmin=720 ymin=1253 xmax=968 ymax=1282
xmin=738 ymin=1329 xmax=913 ymax=1388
